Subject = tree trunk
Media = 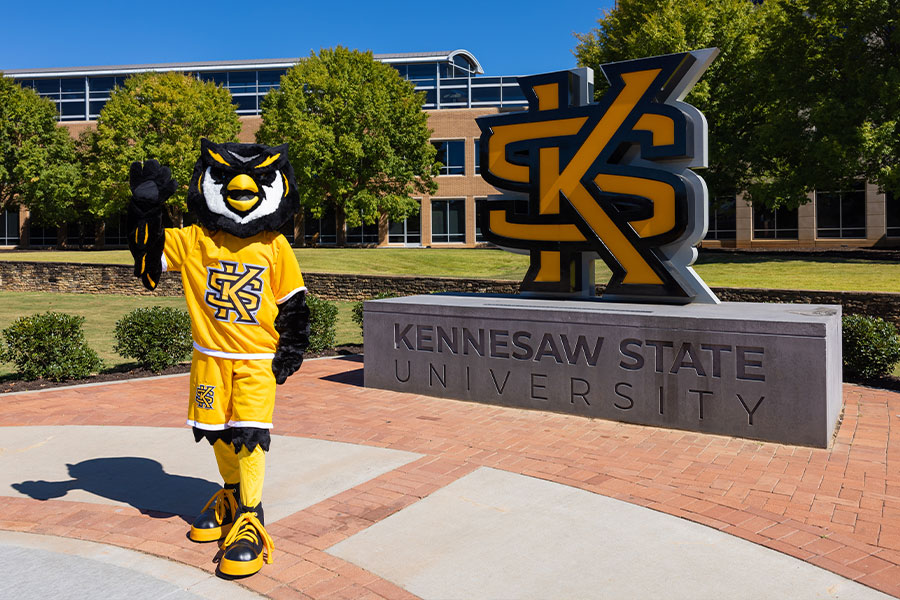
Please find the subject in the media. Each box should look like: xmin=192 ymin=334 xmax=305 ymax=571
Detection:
xmin=335 ymin=205 xmax=347 ymax=246
xmin=94 ymin=221 xmax=106 ymax=249
xmin=19 ymin=211 xmax=30 ymax=249
xmin=293 ymin=211 xmax=304 ymax=247
xmin=57 ymin=223 xmax=68 ymax=249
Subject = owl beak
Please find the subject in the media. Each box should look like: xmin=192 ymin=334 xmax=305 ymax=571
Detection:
xmin=226 ymin=174 xmax=260 ymax=212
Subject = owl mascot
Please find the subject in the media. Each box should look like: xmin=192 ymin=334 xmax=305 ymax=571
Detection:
xmin=127 ymin=139 xmax=309 ymax=577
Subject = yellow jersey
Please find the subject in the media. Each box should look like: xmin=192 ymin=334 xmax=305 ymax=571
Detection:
xmin=162 ymin=225 xmax=305 ymax=358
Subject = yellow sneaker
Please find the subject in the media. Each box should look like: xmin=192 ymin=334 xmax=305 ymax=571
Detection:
xmin=218 ymin=510 xmax=274 ymax=577
xmin=189 ymin=485 xmax=239 ymax=542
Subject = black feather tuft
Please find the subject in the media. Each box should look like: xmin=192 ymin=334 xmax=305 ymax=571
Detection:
xmin=193 ymin=426 xmax=270 ymax=454
xmin=193 ymin=427 xmax=233 ymax=446
xmin=231 ymin=427 xmax=271 ymax=454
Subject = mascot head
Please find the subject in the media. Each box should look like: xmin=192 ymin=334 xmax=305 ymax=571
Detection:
xmin=187 ymin=139 xmax=300 ymax=238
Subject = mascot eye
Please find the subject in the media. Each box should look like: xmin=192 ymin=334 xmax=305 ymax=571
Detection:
xmin=257 ymin=171 xmax=277 ymax=186
xmin=209 ymin=168 xmax=226 ymax=182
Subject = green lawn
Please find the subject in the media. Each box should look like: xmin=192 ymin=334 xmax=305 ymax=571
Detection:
xmin=1 ymin=247 xmax=899 ymax=292
xmin=692 ymin=253 xmax=900 ymax=293
xmin=0 ymin=247 xmax=530 ymax=281
xmin=0 ymin=291 xmax=362 ymax=377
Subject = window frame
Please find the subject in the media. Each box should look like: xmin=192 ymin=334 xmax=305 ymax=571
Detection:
xmin=430 ymin=198 xmax=466 ymax=244
xmin=431 ymin=139 xmax=466 ymax=176
xmin=815 ymin=185 xmax=867 ymax=239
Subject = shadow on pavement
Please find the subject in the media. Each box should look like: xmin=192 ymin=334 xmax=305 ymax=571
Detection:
xmin=321 ymin=367 xmax=364 ymax=387
xmin=12 ymin=457 xmax=219 ymax=523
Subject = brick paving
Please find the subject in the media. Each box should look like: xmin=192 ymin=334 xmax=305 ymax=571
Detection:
xmin=0 ymin=355 xmax=898 ymax=598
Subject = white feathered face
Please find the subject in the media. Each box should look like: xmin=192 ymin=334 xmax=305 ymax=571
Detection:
xmin=187 ymin=139 xmax=299 ymax=238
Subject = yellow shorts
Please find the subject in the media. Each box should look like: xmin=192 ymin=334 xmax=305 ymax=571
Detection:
xmin=187 ymin=350 xmax=276 ymax=431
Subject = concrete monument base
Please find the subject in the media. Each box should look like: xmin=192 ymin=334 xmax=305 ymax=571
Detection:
xmin=363 ymin=295 xmax=843 ymax=448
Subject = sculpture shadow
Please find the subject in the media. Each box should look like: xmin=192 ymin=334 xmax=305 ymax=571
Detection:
xmin=12 ymin=457 xmax=220 ymax=524
xmin=321 ymin=367 xmax=364 ymax=387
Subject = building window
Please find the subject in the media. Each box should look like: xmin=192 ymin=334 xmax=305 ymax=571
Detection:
xmin=258 ymin=69 xmax=286 ymax=93
xmin=753 ymin=206 xmax=798 ymax=239
xmin=887 ymin=191 xmax=900 ymax=238
xmin=816 ymin=185 xmax=866 ymax=238
xmin=346 ymin=218 xmax=379 ymax=245
xmin=388 ymin=211 xmax=421 ymax=245
xmin=474 ymin=197 xmax=487 ymax=242
xmin=304 ymin=208 xmax=337 ymax=246
xmin=474 ymin=140 xmax=481 ymax=175
xmin=28 ymin=221 xmax=58 ymax=247
xmin=0 ymin=210 xmax=19 ymax=245
xmin=706 ymin=196 xmax=737 ymax=240
xmin=440 ymin=86 xmax=468 ymax=107
xmin=63 ymin=221 xmax=93 ymax=248
xmin=470 ymin=76 xmax=529 ymax=108
xmin=431 ymin=199 xmax=465 ymax=243
xmin=88 ymin=76 xmax=125 ymax=118
xmin=406 ymin=63 xmax=437 ymax=84
xmin=104 ymin=214 xmax=128 ymax=246
xmin=23 ymin=77 xmax=89 ymax=121
xmin=432 ymin=140 xmax=465 ymax=175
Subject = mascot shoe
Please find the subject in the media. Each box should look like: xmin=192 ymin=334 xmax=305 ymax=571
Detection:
xmin=218 ymin=508 xmax=274 ymax=577
xmin=189 ymin=484 xmax=240 ymax=542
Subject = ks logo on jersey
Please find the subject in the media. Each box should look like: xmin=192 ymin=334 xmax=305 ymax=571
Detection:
xmin=195 ymin=385 xmax=215 ymax=409
xmin=477 ymin=49 xmax=720 ymax=304
xmin=205 ymin=261 xmax=266 ymax=324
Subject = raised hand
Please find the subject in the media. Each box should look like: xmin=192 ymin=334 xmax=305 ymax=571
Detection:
xmin=129 ymin=159 xmax=177 ymax=211
xmin=127 ymin=160 xmax=174 ymax=290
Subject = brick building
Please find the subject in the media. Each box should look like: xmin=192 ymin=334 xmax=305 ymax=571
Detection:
xmin=3 ymin=50 xmax=898 ymax=249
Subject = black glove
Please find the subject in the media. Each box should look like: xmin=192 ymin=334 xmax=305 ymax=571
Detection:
xmin=272 ymin=291 xmax=310 ymax=384
xmin=130 ymin=159 xmax=177 ymax=210
xmin=127 ymin=160 xmax=175 ymax=290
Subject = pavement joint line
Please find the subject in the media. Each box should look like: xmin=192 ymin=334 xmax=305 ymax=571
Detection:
xmin=0 ymin=354 xmax=361 ymax=397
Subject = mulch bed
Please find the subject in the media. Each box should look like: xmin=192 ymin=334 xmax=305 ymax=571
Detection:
xmin=0 ymin=345 xmax=363 ymax=394
xmin=842 ymin=372 xmax=900 ymax=392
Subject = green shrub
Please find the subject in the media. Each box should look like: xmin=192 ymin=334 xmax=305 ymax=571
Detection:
xmin=114 ymin=306 xmax=192 ymax=372
xmin=352 ymin=292 xmax=399 ymax=336
xmin=842 ymin=314 xmax=900 ymax=379
xmin=0 ymin=312 xmax=101 ymax=381
xmin=307 ymin=295 xmax=338 ymax=353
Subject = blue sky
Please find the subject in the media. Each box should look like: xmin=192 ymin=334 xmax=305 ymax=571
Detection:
xmin=2 ymin=1 xmax=613 ymax=76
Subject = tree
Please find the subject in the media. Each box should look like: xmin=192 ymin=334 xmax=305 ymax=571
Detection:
xmin=755 ymin=0 xmax=900 ymax=202
xmin=574 ymin=0 xmax=773 ymax=204
xmin=256 ymin=47 xmax=439 ymax=242
xmin=0 ymin=75 xmax=81 ymax=226
xmin=575 ymin=0 xmax=900 ymax=209
xmin=80 ymin=71 xmax=241 ymax=222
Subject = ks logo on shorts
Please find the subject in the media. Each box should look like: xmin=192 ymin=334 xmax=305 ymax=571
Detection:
xmin=477 ymin=49 xmax=720 ymax=304
xmin=205 ymin=261 xmax=266 ymax=324
xmin=195 ymin=384 xmax=215 ymax=409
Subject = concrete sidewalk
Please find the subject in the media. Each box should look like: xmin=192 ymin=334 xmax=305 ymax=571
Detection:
xmin=0 ymin=356 xmax=898 ymax=599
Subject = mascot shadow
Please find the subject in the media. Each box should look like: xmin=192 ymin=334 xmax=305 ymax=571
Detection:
xmin=13 ymin=457 xmax=220 ymax=523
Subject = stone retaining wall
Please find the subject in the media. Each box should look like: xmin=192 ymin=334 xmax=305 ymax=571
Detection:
xmin=1 ymin=260 xmax=898 ymax=325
